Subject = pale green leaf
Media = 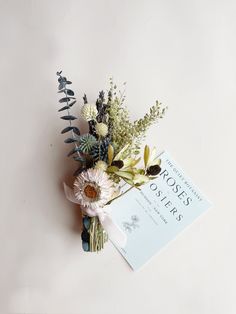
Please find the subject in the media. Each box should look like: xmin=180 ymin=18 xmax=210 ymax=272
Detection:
xmin=144 ymin=145 xmax=150 ymax=168
xmin=108 ymin=144 xmax=114 ymax=165
xmin=115 ymin=171 xmax=133 ymax=180
xmin=114 ymin=144 xmax=129 ymax=160
xmin=107 ymin=166 xmax=119 ymax=173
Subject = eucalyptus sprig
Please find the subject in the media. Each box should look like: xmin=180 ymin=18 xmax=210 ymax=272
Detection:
xmin=56 ymin=71 xmax=85 ymax=175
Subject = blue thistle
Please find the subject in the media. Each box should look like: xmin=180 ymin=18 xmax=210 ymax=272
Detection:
xmin=78 ymin=134 xmax=97 ymax=153
xmin=91 ymin=138 xmax=110 ymax=162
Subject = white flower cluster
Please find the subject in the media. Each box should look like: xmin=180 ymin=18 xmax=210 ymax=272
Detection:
xmin=81 ymin=104 xmax=98 ymax=121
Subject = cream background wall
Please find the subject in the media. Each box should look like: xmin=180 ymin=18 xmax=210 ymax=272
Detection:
xmin=0 ymin=0 xmax=235 ymax=313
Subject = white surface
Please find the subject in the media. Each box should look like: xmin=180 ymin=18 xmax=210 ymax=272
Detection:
xmin=0 ymin=0 xmax=235 ymax=313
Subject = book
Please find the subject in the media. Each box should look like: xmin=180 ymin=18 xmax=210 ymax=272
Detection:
xmin=109 ymin=151 xmax=211 ymax=270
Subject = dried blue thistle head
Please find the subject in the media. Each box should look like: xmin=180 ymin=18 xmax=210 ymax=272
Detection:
xmin=91 ymin=138 xmax=110 ymax=162
xmin=78 ymin=134 xmax=97 ymax=153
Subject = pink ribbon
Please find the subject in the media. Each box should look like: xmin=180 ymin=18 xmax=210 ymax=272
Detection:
xmin=63 ymin=183 xmax=127 ymax=248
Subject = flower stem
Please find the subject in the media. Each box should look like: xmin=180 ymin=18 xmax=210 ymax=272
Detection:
xmin=98 ymin=135 xmax=101 ymax=160
xmin=89 ymin=217 xmax=108 ymax=252
xmin=106 ymin=185 xmax=134 ymax=205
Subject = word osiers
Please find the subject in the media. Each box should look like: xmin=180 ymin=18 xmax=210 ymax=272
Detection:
xmin=149 ymin=169 xmax=193 ymax=222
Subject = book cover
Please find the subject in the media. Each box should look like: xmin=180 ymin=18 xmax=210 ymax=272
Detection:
xmin=109 ymin=151 xmax=211 ymax=270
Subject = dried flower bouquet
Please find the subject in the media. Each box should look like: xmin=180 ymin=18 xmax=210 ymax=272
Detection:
xmin=56 ymin=71 xmax=167 ymax=252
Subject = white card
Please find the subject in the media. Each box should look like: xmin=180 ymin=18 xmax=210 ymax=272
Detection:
xmin=109 ymin=151 xmax=211 ymax=270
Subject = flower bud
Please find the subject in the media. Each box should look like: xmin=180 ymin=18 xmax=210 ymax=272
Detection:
xmin=95 ymin=122 xmax=108 ymax=137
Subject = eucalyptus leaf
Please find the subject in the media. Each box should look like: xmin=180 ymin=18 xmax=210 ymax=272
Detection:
xmin=64 ymin=138 xmax=77 ymax=143
xmin=66 ymin=89 xmax=74 ymax=96
xmin=67 ymin=147 xmax=81 ymax=157
xmin=83 ymin=216 xmax=90 ymax=229
xmin=73 ymin=156 xmax=85 ymax=161
xmin=58 ymin=82 xmax=66 ymax=90
xmin=59 ymin=97 xmax=71 ymax=103
xmin=60 ymin=115 xmax=77 ymax=120
xmin=58 ymin=105 xmax=70 ymax=112
xmin=72 ymin=127 xmax=80 ymax=135
xmin=69 ymin=100 xmax=76 ymax=107
xmin=58 ymin=75 xmax=66 ymax=82
xmin=61 ymin=126 xmax=74 ymax=134
xmin=82 ymin=241 xmax=89 ymax=252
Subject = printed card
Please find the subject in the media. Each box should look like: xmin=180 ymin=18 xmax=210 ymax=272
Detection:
xmin=110 ymin=151 xmax=211 ymax=270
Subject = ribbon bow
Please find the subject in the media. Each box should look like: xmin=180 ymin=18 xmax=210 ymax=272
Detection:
xmin=63 ymin=183 xmax=127 ymax=248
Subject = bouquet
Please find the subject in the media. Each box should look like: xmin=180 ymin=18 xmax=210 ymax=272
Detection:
xmin=56 ymin=71 xmax=167 ymax=252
